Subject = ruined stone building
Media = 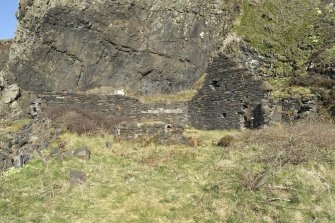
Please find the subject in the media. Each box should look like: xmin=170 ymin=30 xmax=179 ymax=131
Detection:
xmin=0 ymin=0 xmax=323 ymax=136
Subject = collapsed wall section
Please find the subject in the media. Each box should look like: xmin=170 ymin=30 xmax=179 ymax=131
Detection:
xmin=35 ymin=92 xmax=188 ymax=138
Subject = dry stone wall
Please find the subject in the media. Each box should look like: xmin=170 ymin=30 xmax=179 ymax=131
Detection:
xmin=35 ymin=92 xmax=188 ymax=138
xmin=189 ymin=55 xmax=269 ymax=130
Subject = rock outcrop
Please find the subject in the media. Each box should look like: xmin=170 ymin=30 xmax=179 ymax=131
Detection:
xmin=0 ymin=40 xmax=12 ymax=72
xmin=6 ymin=0 xmax=240 ymax=95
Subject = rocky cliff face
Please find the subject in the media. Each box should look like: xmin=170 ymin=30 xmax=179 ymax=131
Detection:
xmin=6 ymin=0 xmax=240 ymax=95
xmin=0 ymin=40 xmax=12 ymax=72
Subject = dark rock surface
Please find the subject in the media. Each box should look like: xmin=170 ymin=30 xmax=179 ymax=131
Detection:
xmin=0 ymin=40 xmax=12 ymax=72
xmin=6 ymin=0 xmax=240 ymax=95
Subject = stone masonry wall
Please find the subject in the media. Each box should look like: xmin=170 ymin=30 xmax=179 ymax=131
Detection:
xmin=189 ymin=55 xmax=269 ymax=130
xmin=30 ymin=55 xmax=275 ymax=134
xmin=35 ymin=92 xmax=188 ymax=138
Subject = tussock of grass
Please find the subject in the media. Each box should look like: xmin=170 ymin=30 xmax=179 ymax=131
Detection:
xmin=1 ymin=120 xmax=335 ymax=222
xmin=138 ymin=89 xmax=198 ymax=104
xmin=267 ymin=77 xmax=315 ymax=99
xmin=138 ymin=73 xmax=207 ymax=104
xmin=0 ymin=118 xmax=31 ymax=134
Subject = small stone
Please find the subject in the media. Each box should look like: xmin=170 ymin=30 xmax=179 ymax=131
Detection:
xmin=50 ymin=147 xmax=61 ymax=155
xmin=69 ymin=170 xmax=86 ymax=185
xmin=0 ymin=160 xmax=5 ymax=170
xmin=58 ymin=141 xmax=66 ymax=149
xmin=74 ymin=146 xmax=90 ymax=160
xmin=105 ymin=141 xmax=113 ymax=149
xmin=59 ymin=150 xmax=74 ymax=160
xmin=29 ymin=136 xmax=39 ymax=144
xmin=55 ymin=128 xmax=63 ymax=134
xmin=39 ymin=141 xmax=49 ymax=149
xmin=13 ymin=156 xmax=22 ymax=168
xmin=0 ymin=159 xmax=13 ymax=170
xmin=3 ymin=140 xmax=13 ymax=150
xmin=261 ymin=81 xmax=274 ymax=92
xmin=2 ymin=84 xmax=20 ymax=104
xmin=13 ymin=154 xmax=30 ymax=168
xmin=0 ymin=74 xmax=5 ymax=89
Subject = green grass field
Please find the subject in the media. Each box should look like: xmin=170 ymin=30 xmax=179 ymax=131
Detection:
xmin=1 ymin=120 xmax=334 ymax=222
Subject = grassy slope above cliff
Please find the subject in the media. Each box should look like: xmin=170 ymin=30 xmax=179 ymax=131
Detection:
xmin=1 ymin=120 xmax=335 ymax=222
xmin=234 ymin=0 xmax=335 ymax=98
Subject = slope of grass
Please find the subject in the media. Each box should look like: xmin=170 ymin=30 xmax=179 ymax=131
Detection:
xmin=1 ymin=120 xmax=335 ymax=222
xmin=233 ymin=0 xmax=334 ymax=98
xmin=234 ymin=0 xmax=323 ymax=56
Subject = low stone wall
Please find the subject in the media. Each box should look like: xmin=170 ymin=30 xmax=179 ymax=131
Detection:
xmin=31 ymin=92 xmax=189 ymax=138
xmin=36 ymin=92 xmax=188 ymax=137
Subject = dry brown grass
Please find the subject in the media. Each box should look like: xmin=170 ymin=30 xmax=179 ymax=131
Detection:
xmin=217 ymin=135 xmax=235 ymax=147
xmin=234 ymin=119 xmax=335 ymax=191
xmin=43 ymin=105 xmax=125 ymax=135
xmin=238 ymin=120 xmax=335 ymax=150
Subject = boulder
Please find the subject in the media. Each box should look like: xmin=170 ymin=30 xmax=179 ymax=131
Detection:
xmin=2 ymin=84 xmax=20 ymax=104
xmin=73 ymin=146 xmax=91 ymax=160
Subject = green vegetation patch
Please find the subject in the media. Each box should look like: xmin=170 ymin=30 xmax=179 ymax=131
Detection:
xmin=233 ymin=0 xmax=335 ymax=98
xmin=234 ymin=0 xmax=323 ymax=58
xmin=0 ymin=119 xmax=31 ymax=134
xmin=318 ymin=44 xmax=335 ymax=65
